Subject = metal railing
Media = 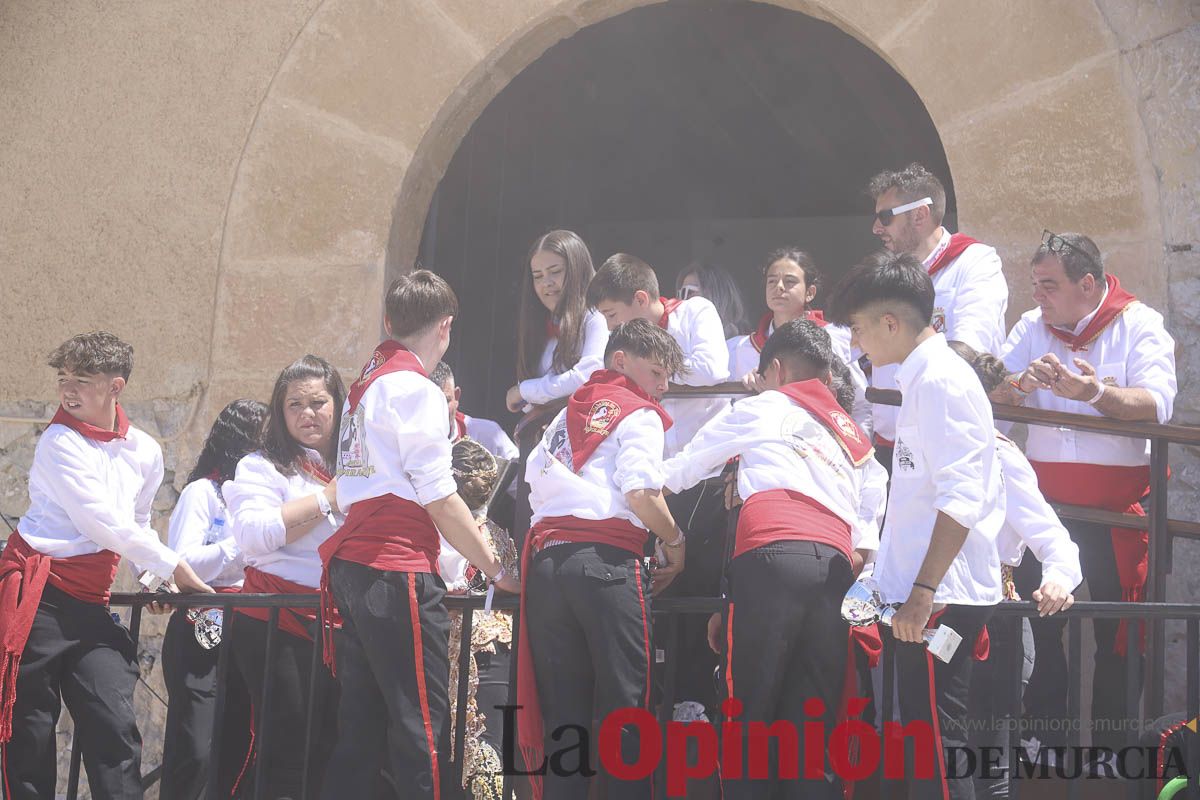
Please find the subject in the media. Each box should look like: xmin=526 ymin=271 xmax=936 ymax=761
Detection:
xmin=52 ymin=381 xmax=1200 ymax=799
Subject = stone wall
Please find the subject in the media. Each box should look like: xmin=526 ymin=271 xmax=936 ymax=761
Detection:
xmin=0 ymin=0 xmax=1198 ymax=792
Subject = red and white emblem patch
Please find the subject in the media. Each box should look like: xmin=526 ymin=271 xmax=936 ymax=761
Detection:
xmin=832 ymin=410 xmax=861 ymax=443
xmin=584 ymin=400 xmax=621 ymax=436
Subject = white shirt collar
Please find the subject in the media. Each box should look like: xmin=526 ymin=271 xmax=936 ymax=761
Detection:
xmin=921 ymin=228 xmax=951 ymax=270
xmin=1052 ymin=282 xmax=1109 ymax=336
xmin=895 ymin=332 xmax=948 ymax=393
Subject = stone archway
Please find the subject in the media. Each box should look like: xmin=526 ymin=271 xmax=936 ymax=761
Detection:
xmin=202 ymin=0 xmax=1165 ymax=436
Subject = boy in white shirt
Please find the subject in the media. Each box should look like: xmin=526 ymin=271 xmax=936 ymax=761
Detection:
xmin=0 ymin=332 xmax=211 ymax=799
xmin=666 ymin=319 xmax=887 ymax=798
xmin=429 ymin=360 xmax=519 ymax=461
xmin=828 ymin=253 xmax=1004 ymax=800
xmin=518 ymin=318 xmax=685 ymax=800
xmin=318 ymin=271 xmax=518 ymax=800
xmin=585 ymin=252 xmax=731 ymax=717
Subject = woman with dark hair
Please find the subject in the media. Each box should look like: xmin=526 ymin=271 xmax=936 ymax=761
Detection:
xmin=161 ymin=398 xmax=267 ymax=800
xmin=505 ymin=230 xmax=609 ymax=411
xmin=729 ymin=247 xmax=873 ymax=435
xmin=675 ymin=261 xmax=748 ymax=338
xmin=225 ymin=355 xmax=345 ymax=798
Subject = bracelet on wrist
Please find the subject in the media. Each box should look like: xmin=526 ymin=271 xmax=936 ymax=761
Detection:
xmin=912 ymin=581 xmax=937 ymax=595
xmin=489 ymin=566 xmax=507 ymax=584
xmin=1086 ymin=381 xmax=1106 ymax=406
xmin=664 ymin=530 xmax=685 ymax=548
xmin=1009 ymin=371 xmax=1033 ymax=395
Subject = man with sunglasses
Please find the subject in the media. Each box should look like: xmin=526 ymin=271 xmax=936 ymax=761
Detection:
xmin=865 ymin=163 xmax=1008 ymax=468
xmin=996 ymin=231 xmax=1176 ymax=755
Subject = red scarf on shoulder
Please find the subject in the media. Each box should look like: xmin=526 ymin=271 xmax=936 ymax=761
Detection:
xmin=748 ymin=310 xmax=828 ymax=352
xmin=775 ymin=380 xmax=872 ymax=466
xmin=565 ymin=370 xmax=672 ymax=471
xmin=926 ymin=232 xmax=979 ymax=278
xmin=1046 ymin=275 xmax=1138 ymax=352
xmin=657 ymin=297 xmax=683 ymax=329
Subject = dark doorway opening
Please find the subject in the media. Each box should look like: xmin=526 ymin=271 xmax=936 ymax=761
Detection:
xmin=418 ymin=1 xmax=953 ymax=425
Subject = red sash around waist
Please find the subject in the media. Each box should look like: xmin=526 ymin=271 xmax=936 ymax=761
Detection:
xmin=0 ymin=532 xmax=120 ymax=741
xmin=735 ymin=489 xmax=853 ymax=563
xmin=316 ymin=493 xmax=440 ymax=671
xmin=1031 ymin=460 xmax=1150 ymax=655
xmin=237 ymin=566 xmax=324 ymax=643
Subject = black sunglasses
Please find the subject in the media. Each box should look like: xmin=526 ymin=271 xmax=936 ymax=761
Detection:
xmin=873 ymin=197 xmax=932 ymax=226
xmin=1042 ymin=229 xmax=1102 ymax=271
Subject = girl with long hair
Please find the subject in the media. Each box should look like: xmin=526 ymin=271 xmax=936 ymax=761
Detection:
xmin=224 ymin=355 xmax=345 ymax=798
xmin=675 ymin=260 xmax=748 ymax=338
xmin=161 ymin=399 xmax=267 ymax=800
xmin=505 ymin=230 xmax=609 ymax=411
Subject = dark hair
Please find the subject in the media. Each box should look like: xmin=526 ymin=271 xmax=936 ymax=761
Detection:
xmin=48 ymin=331 xmax=134 ymax=380
xmin=603 ymin=318 xmax=685 ymax=377
xmin=762 ymin=247 xmax=822 ymax=294
xmin=451 ymin=438 xmax=499 ymax=513
xmin=586 ymin=253 xmax=659 ymax=307
xmin=826 ymin=250 xmax=935 ymax=330
xmin=385 ymin=270 xmax=459 ymax=339
xmin=947 ymin=341 xmax=1009 ymax=394
xmin=261 ymin=355 xmax=345 ymax=475
xmin=867 ymin=163 xmax=947 ymax=225
xmin=429 ymin=361 xmax=454 ymax=388
xmin=676 ymin=262 xmax=747 ymax=337
xmin=517 ymin=230 xmax=596 ymax=381
xmin=758 ymin=318 xmax=834 ymax=378
xmin=187 ymin=399 xmax=268 ymax=485
xmin=1032 ymin=232 xmax=1104 ymax=283
xmin=828 ymin=356 xmax=856 ymax=414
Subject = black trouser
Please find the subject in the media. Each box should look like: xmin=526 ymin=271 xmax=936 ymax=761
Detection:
xmin=720 ymin=541 xmax=852 ymax=800
xmin=967 ymin=613 xmax=1035 ymax=799
xmin=161 ymin=607 xmax=254 ymax=800
xmin=474 ymin=643 xmax=511 ymax=755
xmin=2 ymin=585 xmax=142 ymax=800
xmin=1016 ymin=518 xmax=1143 ymax=753
xmin=526 ymin=542 xmax=653 ymax=800
xmin=887 ymin=602 xmax=993 ymax=800
xmin=660 ymin=479 xmax=728 ymax=713
xmin=321 ymin=560 xmax=451 ymax=800
xmin=231 ymin=612 xmax=338 ymax=800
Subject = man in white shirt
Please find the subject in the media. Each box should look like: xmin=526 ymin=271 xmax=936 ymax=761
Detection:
xmin=829 ymin=253 xmax=1004 ymax=800
xmin=0 ymin=332 xmax=211 ymax=799
xmin=319 ymin=271 xmax=518 ymax=800
xmin=865 ymin=163 xmax=1008 ymax=469
xmin=518 ymin=318 xmax=685 ymax=800
xmin=586 ymin=252 xmax=733 ymax=718
xmin=665 ymin=319 xmax=887 ymax=798
xmin=428 ymin=360 xmax=519 ymax=460
xmin=996 ymin=231 xmax=1177 ymax=752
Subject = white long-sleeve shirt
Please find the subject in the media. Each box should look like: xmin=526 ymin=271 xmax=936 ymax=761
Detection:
xmin=871 ymin=231 xmax=1008 ymax=443
xmin=462 ymin=414 xmax=519 ymax=461
xmin=661 ymin=296 xmax=731 ymax=461
xmin=999 ymin=296 xmax=1176 ymax=466
xmin=874 ymin=334 xmax=1005 ymax=606
xmin=224 ymin=451 xmax=340 ymax=588
xmin=727 ymin=321 xmax=872 ymax=437
xmin=994 ymin=435 xmax=1082 ymax=590
xmin=526 ymin=406 xmax=666 ymax=528
xmin=662 ymin=391 xmax=887 ymax=554
xmin=336 ymin=369 xmax=458 ymax=512
xmin=167 ymin=478 xmax=244 ymax=588
xmin=518 ymin=310 xmax=609 ymax=405
xmin=20 ymin=419 xmax=178 ymax=580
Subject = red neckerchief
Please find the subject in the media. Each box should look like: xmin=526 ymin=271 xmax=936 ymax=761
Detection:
xmin=346 ymin=340 xmax=426 ymax=414
xmin=657 ymin=297 xmax=683 ymax=329
xmin=927 ymin=232 xmax=979 ymax=278
xmin=774 ymin=380 xmax=873 ymax=466
xmin=49 ymin=403 xmax=130 ymax=442
xmin=298 ymin=456 xmax=333 ymax=484
xmin=452 ymin=411 xmax=468 ymax=443
xmin=1046 ymin=275 xmax=1138 ymax=352
xmin=749 ymin=310 xmax=828 ymax=352
xmin=545 ymin=317 xmax=560 ymax=339
xmin=566 ymin=370 xmax=672 ymax=472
